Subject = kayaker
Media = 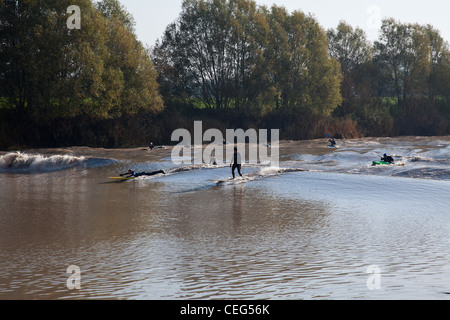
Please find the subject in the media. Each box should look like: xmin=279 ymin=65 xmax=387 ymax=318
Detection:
xmin=381 ymin=153 xmax=394 ymax=164
xmin=329 ymin=138 xmax=337 ymax=147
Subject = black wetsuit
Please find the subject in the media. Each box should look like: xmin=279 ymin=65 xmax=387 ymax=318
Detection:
xmin=121 ymin=170 xmax=165 ymax=178
xmin=136 ymin=170 xmax=165 ymax=177
xmin=231 ymin=152 xmax=242 ymax=179
xmin=381 ymin=156 xmax=394 ymax=163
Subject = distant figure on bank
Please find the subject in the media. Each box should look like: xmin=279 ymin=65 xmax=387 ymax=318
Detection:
xmin=381 ymin=153 xmax=394 ymax=164
xmin=230 ymin=147 xmax=243 ymax=179
xmin=120 ymin=169 xmax=165 ymax=178
xmin=149 ymin=142 xmax=154 ymax=150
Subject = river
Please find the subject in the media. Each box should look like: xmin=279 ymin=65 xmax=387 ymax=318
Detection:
xmin=1 ymin=136 xmax=450 ymax=299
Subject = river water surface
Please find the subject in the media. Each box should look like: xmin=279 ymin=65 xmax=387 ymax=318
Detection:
xmin=1 ymin=136 xmax=450 ymax=299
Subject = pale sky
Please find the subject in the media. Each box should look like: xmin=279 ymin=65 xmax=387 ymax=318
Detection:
xmin=118 ymin=0 xmax=450 ymax=47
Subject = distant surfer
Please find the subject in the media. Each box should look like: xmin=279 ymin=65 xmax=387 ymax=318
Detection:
xmin=328 ymin=138 xmax=337 ymax=147
xmin=230 ymin=147 xmax=243 ymax=179
xmin=381 ymin=153 xmax=394 ymax=164
xmin=120 ymin=169 xmax=165 ymax=178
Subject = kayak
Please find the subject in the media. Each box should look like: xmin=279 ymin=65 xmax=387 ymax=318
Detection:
xmin=372 ymin=161 xmax=392 ymax=166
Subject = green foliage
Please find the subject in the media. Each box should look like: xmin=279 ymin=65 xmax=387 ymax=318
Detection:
xmin=328 ymin=18 xmax=450 ymax=137
xmin=1 ymin=0 xmax=450 ymax=149
xmin=263 ymin=6 xmax=342 ymax=116
xmin=327 ymin=21 xmax=373 ymax=102
xmin=374 ymin=19 xmax=431 ymax=103
xmin=0 ymin=0 xmax=163 ymax=122
xmin=153 ymin=0 xmax=342 ymax=117
xmin=96 ymin=0 xmax=136 ymax=34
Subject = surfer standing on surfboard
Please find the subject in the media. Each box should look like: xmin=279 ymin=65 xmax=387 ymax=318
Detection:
xmin=230 ymin=147 xmax=243 ymax=179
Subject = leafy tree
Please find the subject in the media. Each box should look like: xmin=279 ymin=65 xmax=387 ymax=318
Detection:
xmin=327 ymin=21 xmax=373 ymax=104
xmin=97 ymin=5 xmax=163 ymax=118
xmin=96 ymin=0 xmax=136 ymax=34
xmin=153 ymin=0 xmax=269 ymax=110
xmin=425 ymin=25 xmax=450 ymax=101
xmin=0 ymin=0 xmax=163 ymax=119
xmin=225 ymin=0 xmax=269 ymax=111
xmin=374 ymin=19 xmax=431 ymax=103
xmin=373 ymin=19 xmax=450 ymax=135
xmin=153 ymin=0 xmax=342 ymax=117
xmin=264 ymin=5 xmax=342 ymax=116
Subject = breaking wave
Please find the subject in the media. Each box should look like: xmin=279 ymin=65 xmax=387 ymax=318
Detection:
xmin=0 ymin=152 xmax=116 ymax=173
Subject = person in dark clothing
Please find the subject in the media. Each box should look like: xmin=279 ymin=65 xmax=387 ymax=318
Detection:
xmin=230 ymin=147 xmax=243 ymax=179
xmin=120 ymin=169 xmax=165 ymax=178
xmin=381 ymin=153 xmax=394 ymax=163
xmin=328 ymin=138 xmax=336 ymax=147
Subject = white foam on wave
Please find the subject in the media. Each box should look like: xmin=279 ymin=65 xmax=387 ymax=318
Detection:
xmin=0 ymin=152 xmax=86 ymax=172
xmin=259 ymin=166 xmax=280 ymax=175
xmin=408 ymin=155 xmax=434 ymax=162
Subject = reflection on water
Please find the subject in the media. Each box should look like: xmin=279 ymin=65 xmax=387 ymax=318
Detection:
xmin=2 ymin=137 xmax=450 ymax=299
xmin=0 ymin=171 xmax=333 ymax=300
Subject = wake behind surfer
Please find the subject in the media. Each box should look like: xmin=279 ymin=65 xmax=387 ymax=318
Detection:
xmin=230 ymin=147 xmax=243 ymax=179
xmin=120 ymin=169 xmax=165 ymax=178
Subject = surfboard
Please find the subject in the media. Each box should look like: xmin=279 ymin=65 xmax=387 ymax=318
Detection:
xmin=209 ymin=176 xmax=245 ymax=184
xmin=109 ymin=176 xmax=136 ymax=180
xmin=210 ymin=177 xmax=237 ymax=183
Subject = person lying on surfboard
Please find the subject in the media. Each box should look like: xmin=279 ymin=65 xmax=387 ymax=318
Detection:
xmin=120 ymin=169 xmax=165 ymax=178
xmin=230 ymin=147 xmax=243 ymax=179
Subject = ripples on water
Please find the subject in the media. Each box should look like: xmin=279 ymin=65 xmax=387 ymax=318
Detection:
xmin=1 ymin=137 xmax=450 ymax=299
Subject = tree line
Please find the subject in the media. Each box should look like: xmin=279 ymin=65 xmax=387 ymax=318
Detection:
xmin=152 ymin=0 xmax=344 ymax=139
xmin=0 ymin=0 xmax=163 ymax=148
xmin=327 ymin=19 xmax=450 ymax=136
xmin=1 ymin=0 xmax=449 ymax=149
